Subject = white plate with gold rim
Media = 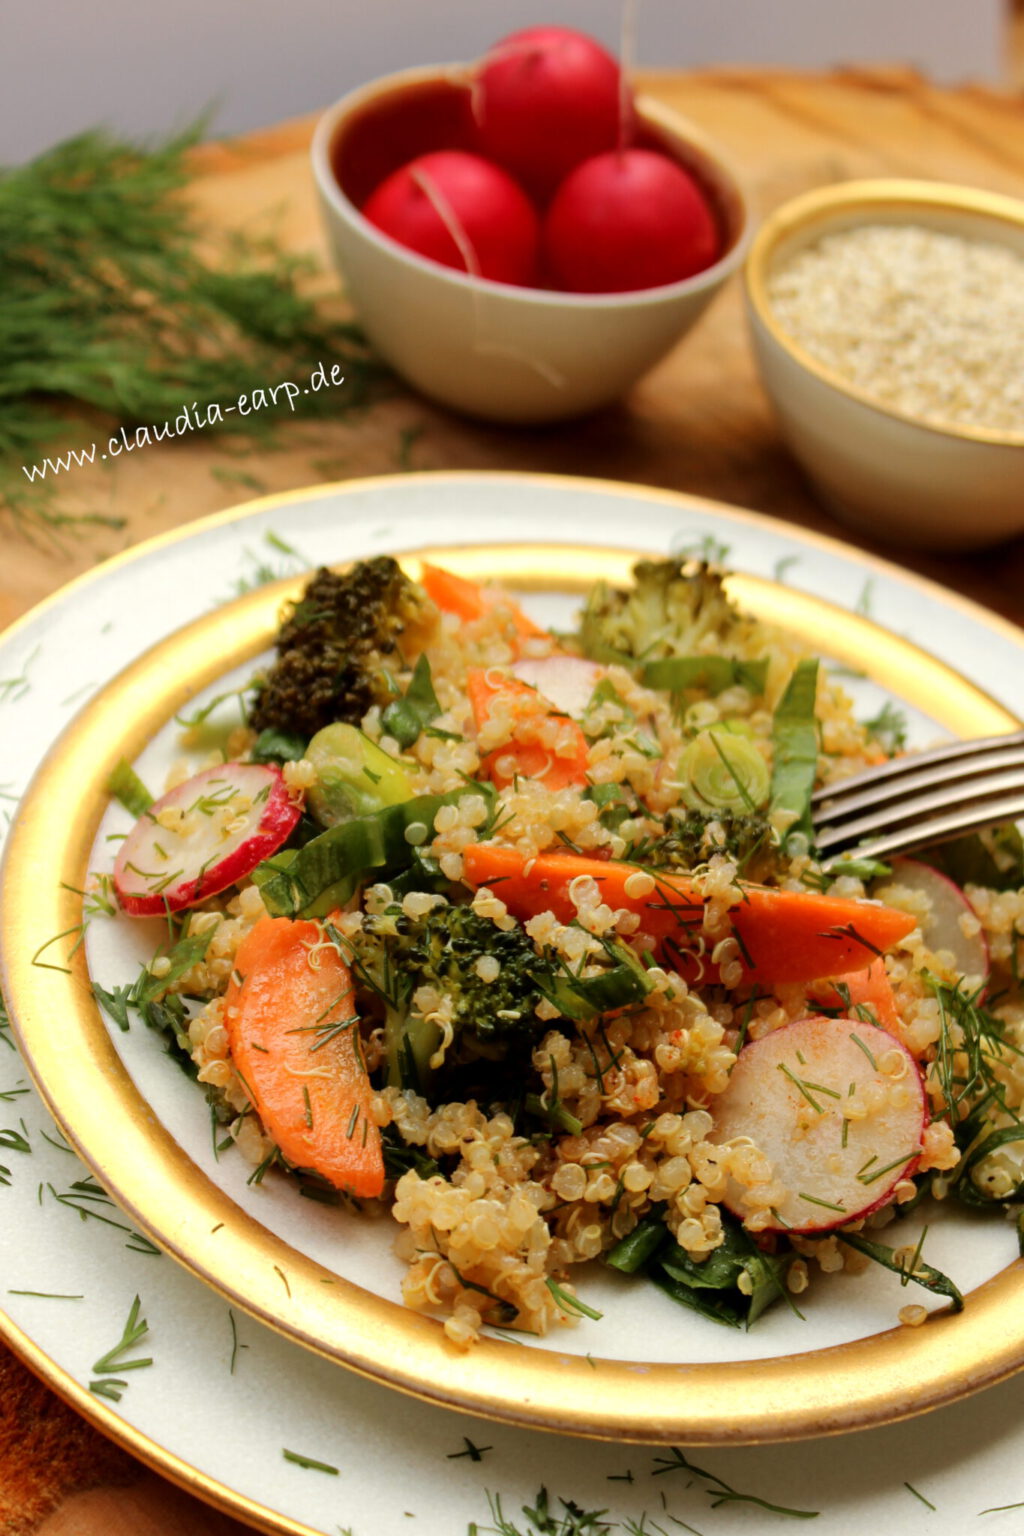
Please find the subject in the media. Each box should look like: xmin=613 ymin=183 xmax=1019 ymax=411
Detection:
xmin=2 ymin=472 xmax=1024 ymax=1536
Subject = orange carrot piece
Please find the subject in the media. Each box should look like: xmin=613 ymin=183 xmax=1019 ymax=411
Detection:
xmin=810 ymin=958 xmax=902 ymax=1033
xmin=461 ymin=846 xmax=916 ymax=987
xmin=420 ymin=563 xmax=545 ymax=640
xmin=466 ymin=667 xmax=589 ymax=791
xmin=222 ymin=915 xmax=383 ymax=1197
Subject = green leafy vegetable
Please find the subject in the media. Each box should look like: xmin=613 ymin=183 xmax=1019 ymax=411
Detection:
xmin=254 ymin=784 xmax=494 ymax=918
xmin=840 ymin=1231 xmax=963 ymax=1311
xmin=249 ymin=727 xmax=308 ymax=765
xmin=640 ymin=656 xmax=768 ymax=696
xmin=770 ymin=659 xmax=819 ymax=851
xmin=381 ymin=653 xmax=442 ymax=747
xmin=607 ymin=1209 xmax=792 ymax=1328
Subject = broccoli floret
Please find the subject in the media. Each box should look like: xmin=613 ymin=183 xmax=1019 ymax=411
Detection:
xmin=250 ymin=557 xmax=436 ymax=740
xmin=348 ymin=900 xmax=550 ymax=1093
xmin=345 ymin=897 xmax=654 ymax=1100
xmin=577 ymin=557 xmax=743 ymax=666
xmin=628 ymin=808 xmax=779 ymax=880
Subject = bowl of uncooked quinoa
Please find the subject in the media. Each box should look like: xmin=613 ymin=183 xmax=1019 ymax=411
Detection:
xmin=744 ymin=179 xmax=1024 ymax=551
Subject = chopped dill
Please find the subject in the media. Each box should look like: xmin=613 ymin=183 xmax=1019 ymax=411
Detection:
xmin=651 ymin=1448 xmax=819 ymax=1519
xmin=447 ymin=1437 xmax=492 ymax=1461
xmin=282 ymin=1448 xmax=339 ymax=1475
xmin=1 ymin=123 xmax=384 ymax=548
xmin=545 ymin=1278 xmax=603 ymax=1321
xmin=89 ymin=1294 xmax=152 ymax=1400
xmin=903 ymin=1482 xmax=936 ymax=1511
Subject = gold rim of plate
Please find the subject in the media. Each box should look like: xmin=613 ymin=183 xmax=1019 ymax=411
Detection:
xmin=4 ymin=533 xmax=1023 ymax=1448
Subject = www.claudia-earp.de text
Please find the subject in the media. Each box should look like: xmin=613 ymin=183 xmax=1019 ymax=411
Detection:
xmin=21 ymin=361 xmax=345 ymax=483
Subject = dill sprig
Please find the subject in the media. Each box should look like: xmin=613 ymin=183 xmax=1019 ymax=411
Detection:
xmin=89 ymin=1294 xmax=152 ymax=1401
xmin=926 ymin=972 xmax=1024 ymax=1144
xmin=0 ymin=122 xmax=386 ymax=545
xmin=651 ymin=1448 xmax=819 ymax=1519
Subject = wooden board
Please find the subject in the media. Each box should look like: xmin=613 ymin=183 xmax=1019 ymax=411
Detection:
xmin=2 ymin=67 xmax=1024 ymax=639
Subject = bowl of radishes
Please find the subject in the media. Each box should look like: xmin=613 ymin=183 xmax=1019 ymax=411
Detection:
xmin=310 ymin=28 xmax=749 ymax=423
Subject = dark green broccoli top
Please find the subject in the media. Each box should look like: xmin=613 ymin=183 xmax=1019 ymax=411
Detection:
xmin=250 ymin=558 xmax=435 ymax=740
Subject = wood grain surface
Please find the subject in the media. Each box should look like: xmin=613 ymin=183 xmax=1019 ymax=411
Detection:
xmin=1 ymin=63 xmax=1023 ymax=1536
xmin=3 ymin=67 xmax=1024 ymax=643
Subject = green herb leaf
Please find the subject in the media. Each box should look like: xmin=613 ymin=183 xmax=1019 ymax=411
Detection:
xmin=250 ymin=727 xmax=308 ymax=765
xmin=92 ymin=1294 xmax=152 ymax=1377
xmin=282 ymin=1448 xmax=339 ymax=1475
xmin=92 ymin=981 xmax=134 ymax=1032
xmin=652 ymin=1448 xmax=819 ymax=1520
xmin=105 ymin=759 xmax=153 ymax=817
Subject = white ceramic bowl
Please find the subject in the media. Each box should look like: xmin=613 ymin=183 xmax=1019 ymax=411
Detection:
xmin=745 ymin=179 xmax=1024 ymax=551
xmin=311 ymin=65 xmax=749 ymax=424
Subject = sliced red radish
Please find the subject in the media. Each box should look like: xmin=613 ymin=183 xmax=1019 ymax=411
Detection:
xmin=510 ymin=655 xmax=603 ymax=718
xmin=888 ymin=857 xmax=989 ymax=987
xmin=710 ymin=1015 xmax=927 ymax=1235
xmin=113 ymin=763 xmax=301 ymax=917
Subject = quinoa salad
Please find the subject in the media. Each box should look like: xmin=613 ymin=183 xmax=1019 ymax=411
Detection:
xmin=98 ymin=554 xmax=1024 ymax=1348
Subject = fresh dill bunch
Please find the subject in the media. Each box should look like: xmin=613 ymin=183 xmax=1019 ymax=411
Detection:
xmin=0 ymin=121 xmax=387 ymax=542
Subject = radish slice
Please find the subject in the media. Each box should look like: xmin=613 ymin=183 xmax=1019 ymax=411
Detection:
xmin=710 ymin=1015 xmax=927 ymax=1235
xmin=888 ymin=857 xmax=990 ymax=987
xmin=113 ymin=763 xmax=301 ymax=916
xmin=510 ymin=655 xmax=603 ymax=718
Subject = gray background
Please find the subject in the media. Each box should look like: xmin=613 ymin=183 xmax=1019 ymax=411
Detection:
xmin=2 ymin=0 xmax=1006 ymax=163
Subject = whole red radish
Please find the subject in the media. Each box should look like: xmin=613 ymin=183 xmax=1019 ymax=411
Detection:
xmin=543 ymin=148 xmax=719 ymax=292
xmin=361 ymin=150 xmax=539 ymax=286
xmin=474 ymin=25 xmax=629 ymax=201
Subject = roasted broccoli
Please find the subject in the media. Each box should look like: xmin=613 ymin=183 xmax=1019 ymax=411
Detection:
xmin=343 ymin=897 xmax=654 ymax=1101
xmin=346 ymin=900 xmax=551 ymax=1094
xmin=626 ymin=808 xmax=779 ymax=880
xmin=577 ymin=557 xmax=746 ymax=666
xmin=250 ymin=558 xmax=437 ymax=740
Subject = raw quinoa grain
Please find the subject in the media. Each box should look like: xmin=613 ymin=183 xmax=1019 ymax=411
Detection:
xmin=768 ymin=224 xmax=1024 ymax=433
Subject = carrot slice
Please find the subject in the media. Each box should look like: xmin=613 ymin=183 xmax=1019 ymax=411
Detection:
xmin=466 ymin=667 xmax=589 ymax=791
xmin=222 ymin=915 xmax=383 ymax=1196
xmin=810 ymin=958 xmax=902 ymax=1033
xmin=461 ymin=846 xmax=916 ymax=986
xmin=420 ymin=563 xmax=545 ymax=640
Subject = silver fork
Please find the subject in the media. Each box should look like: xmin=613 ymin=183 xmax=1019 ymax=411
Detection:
xmin=811 ymin=728 xmax=1024 ymax=864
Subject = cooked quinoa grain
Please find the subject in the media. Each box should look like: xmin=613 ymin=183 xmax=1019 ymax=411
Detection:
xmin=115 ymin=556 xmax=1024 ymax=1346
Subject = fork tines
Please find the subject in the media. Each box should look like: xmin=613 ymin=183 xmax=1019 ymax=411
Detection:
xmin=812 ymin=728 xmax=1024 ymax=863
